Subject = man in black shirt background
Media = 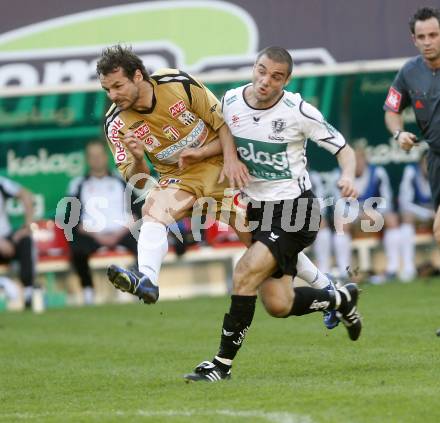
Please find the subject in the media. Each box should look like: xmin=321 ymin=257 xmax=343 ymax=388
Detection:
xmin=384 ymin=6 xmax=440 ymax=246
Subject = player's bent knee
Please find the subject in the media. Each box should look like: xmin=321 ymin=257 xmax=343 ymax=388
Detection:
xmin=262 ymin=300 xmax=290 ymax=318
xmin=141 ymin=203 xmax=171 ymax=225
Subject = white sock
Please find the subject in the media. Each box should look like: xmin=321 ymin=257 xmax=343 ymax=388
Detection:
xmin=313 ymin=227 xmax=332 ymax=273
xmin=83 ymin=287 xmax=95 ymax=305
xmin=383 ymin=227 xmax=401 ymax=274
xmin=400 ymin=224 xmax=416 ymax=277
xmin=333 ymin=233 xmax=352 ymax=277
xmin=138 ymin=221 xmax=169 ymax=286
xmin=214 ymin=356 xmax=232 ymax=366
xmin=296 ymin=252 xmax=330 ymax=289
xmin=24 ymin=286 xmax=33 ymax=302
xmin=31 ymin=288 xmax=44 ymax=313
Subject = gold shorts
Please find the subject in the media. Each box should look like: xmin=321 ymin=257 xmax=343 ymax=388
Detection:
xmin=157 ymin=155 xmax=240 ymax=223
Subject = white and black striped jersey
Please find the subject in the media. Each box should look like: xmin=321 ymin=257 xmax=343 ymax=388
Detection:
xmin=222 ymin=85 xmax=346 ymax=201
xmin=0 ymin=176 xmax=21 ymax=238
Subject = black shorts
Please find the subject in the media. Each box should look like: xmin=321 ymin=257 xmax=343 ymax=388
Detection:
xmin=247 ymin=190 xmax=321 ymax=278
xmin=427 ymin=149 xmax=440 ymax=210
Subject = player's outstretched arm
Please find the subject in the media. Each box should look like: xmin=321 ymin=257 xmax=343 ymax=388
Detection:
xmin=178 ymin=138 xmax=223 ymax=169
xmin=335 ymin=144 xmax=358 ymax=198
xmin=217 ymin=124 xmax=250 ymax=189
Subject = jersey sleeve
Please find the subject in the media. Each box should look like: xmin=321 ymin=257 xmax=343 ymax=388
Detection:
xmin=189 ymin=77 xmax=225 ymax=132
xmin=0 ymin=176 xmax=21 ymax=198
xmin=298 ymin=100 xmax=346 ymax=154
xmin=103 ymin=113 xmax=135 ymax=182
xmin=383 ymin=69 xmax=411 ymax=113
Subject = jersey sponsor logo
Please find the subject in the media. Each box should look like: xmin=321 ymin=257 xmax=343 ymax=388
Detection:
xmin=268 ymin=135 xmax=285 ymax=141
xmin=162 ymin=124 xmax=180 ymax=141
xmin=108 ymin=117 xmax=127 ymax=163
xmin=385 ymin=87 xmax=402 ymax=112
xmin=235 ymin=137 xmax=292 ymax=180
xmin=169 ymin=100 xmax=186 ymax=117
xmin=155 ymin=119 xmax=208 ymax=163
xmin=134 ymin=123 xmax=151 ymax=140
xmin=177 ymin=110 xmax=196 ymax=126
xmin=271 ymin=118 xmax=286 ymax=133
xmin=144 ymin=135 xmax=161 ymax=152
xmin=159 ymin=178 xmax=181 ymax=186
xmin=225 ymin=95 xmax=238 ymax=106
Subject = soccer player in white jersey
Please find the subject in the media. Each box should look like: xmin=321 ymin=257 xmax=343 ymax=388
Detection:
xmin=184 ymin=47 xmax=363 ymax=382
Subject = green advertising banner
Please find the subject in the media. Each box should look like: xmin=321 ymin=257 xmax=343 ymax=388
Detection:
xmin=0 ymin=69 xmax=423 ymax=225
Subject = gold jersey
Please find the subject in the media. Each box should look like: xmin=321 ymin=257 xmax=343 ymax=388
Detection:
xmin=104 ymin=68 xmax=225 ymax=179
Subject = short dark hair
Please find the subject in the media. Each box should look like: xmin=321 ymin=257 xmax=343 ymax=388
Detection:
xmin=96 ymin=44 xmax=149 ymax=81
xmin=256 ymin=46 xmax=293 ymax=76
xmin=409 ymin=7 xmax=440 ymax=34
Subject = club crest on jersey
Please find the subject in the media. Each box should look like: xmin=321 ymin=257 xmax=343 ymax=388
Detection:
xmin=177 ymin=110 xmax=196 ymax=126
xmin=169 ymin=100 xmax=186 ymax=117
xmin=133 ymin=123 xmax=151 ymax=140
xmin=271 ymin=119 xmax=286 ymax=133
xmin=385 ymin=87 xmax=402 ymax=112
xmin=231 ymin=114 xmax=240 ymax=127
xmin=144 ymin=135 xmax=161 ymax=152
xmin=162 ymin=125 xmax=180 ymax=141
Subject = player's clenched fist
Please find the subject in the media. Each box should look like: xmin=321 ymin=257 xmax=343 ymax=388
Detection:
xmin=337 ymin=176 xmax=358 ymax=199
xmin=121 ymin=131 xmax=145 ymax=161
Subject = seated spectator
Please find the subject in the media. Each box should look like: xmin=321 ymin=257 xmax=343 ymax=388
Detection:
xmin=398 ymin=150 xmax=434 ymax=281
xmin=67 ymin=140 xmax=138 ymax=304
xmin=332 ymin=143 xmax=401 ymax=282
xmin=0 ymin=176 xmax=40 ymax=309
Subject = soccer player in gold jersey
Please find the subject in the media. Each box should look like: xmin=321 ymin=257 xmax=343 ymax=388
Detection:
xmin=97 ymin=45 xmax=249 ymax=303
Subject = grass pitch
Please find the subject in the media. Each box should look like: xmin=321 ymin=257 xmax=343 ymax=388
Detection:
xmin=1 ymin=279 xmax=440 ymax=423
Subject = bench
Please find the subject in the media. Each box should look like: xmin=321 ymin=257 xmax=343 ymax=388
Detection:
xmin=350 ymin=232 xmax=435 ymax=271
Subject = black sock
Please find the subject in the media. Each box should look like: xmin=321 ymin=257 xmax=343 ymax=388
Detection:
xmin=288 ymin=287 xmax=337 ymax=316
xmin=215 ymin=295 xmax=257 ymax=363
